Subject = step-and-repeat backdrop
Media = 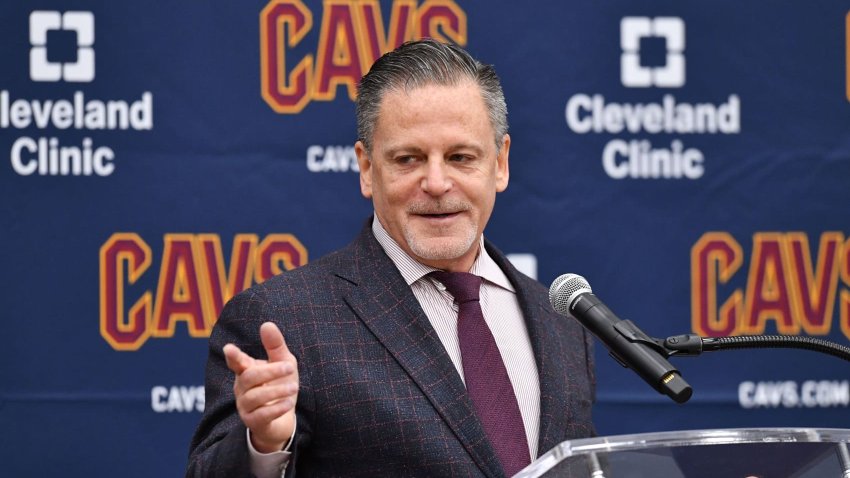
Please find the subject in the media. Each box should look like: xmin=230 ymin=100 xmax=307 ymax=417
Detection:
xmin=2 ymin=1 xmax=849 ymax=475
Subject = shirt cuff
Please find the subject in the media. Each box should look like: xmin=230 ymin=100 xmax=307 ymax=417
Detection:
xmin=246 ymin=420 xmax=296 ymax=478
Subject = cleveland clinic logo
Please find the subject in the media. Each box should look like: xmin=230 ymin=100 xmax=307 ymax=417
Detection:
xmin=29 ymin=11 xmax=95 ymax=82
xmin=2 ymin=10 xmax=154 ymax=177
xmin=564 ymin=16 xmax=741 ymax=180
xmin=620 ymin=17 xmax=684 ymax=88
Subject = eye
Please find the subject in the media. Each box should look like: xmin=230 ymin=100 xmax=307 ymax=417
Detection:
xmin=394 ymin=155 xmax=417 ymax=165
xmin=448 ymin=153 xmax=472 ymax=162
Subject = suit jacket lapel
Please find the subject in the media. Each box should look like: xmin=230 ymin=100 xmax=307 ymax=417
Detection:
xmin=336 ymin=224 xmax=504 ymax=478
xmin=524 ymin=291 xmax=574 ymax=456
xmin=486 ymin=241 xmax=574 ymax=458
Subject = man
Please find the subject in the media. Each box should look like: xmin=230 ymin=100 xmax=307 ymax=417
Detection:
xmin=187 ymin=39 xmax=595 ymax=478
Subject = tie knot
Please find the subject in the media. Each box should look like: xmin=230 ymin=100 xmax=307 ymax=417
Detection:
xmin=430 ymin=271 xmax=482 ymax=304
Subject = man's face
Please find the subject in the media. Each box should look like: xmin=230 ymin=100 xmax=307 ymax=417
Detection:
xmin=355 ymin=81 xmax=510 ymax=272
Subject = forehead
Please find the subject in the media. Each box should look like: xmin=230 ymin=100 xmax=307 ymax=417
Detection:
xmin=373 ymin=81 xmax=494 ymax=142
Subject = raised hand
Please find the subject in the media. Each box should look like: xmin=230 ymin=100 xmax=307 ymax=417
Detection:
xmin=223 ymin=322 xmax=299 ymax=453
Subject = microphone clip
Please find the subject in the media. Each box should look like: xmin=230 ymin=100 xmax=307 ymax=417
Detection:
xmin=611 ymin=320 xmax=670 ymax=361
xmin=612 ymin=322 xmax=704 ymax=359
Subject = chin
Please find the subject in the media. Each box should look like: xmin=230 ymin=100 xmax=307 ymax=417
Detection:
xmin=406 ymin=235 xmax=477 ymax=263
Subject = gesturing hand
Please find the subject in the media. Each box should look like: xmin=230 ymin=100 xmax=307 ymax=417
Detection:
xmin=223 ymin=322 xmax=299 ymax=453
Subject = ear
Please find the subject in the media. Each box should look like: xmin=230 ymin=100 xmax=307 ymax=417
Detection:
xmin=355 ymin=140 xmax=373 ymax=199
xmin=495 ymin=134 xmax=510 ymax=192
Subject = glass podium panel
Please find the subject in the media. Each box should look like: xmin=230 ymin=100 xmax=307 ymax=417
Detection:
xmin=515 ymin=428 xmax=850 ymax=478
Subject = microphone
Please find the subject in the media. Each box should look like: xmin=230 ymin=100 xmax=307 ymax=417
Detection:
xmin=549 ymin=274 xmax=692 ymax=403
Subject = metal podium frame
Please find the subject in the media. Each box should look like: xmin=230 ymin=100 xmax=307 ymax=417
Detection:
xmin=515 ymin=428 xmax=850 ymax=478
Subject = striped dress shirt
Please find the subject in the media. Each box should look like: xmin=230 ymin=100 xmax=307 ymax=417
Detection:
xmin=371 ymin=218 xmax=541 ymax=459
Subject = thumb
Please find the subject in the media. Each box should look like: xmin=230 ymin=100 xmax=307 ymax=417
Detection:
xmin=260 ymin=321 xmax=290 ymax=363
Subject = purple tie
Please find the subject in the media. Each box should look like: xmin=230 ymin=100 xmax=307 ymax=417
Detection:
xmin=430 ymin=271 xmax=530 ymax=476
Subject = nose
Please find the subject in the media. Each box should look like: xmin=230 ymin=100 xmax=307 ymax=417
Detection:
xmin=420 ymin=156 xmax=452 ymax=196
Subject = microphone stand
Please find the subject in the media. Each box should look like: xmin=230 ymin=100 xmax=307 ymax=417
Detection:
xmin=660 ymin=334 xmax=850 ymax=362
xmin=626 ymin=332 xmax=850 ymax=477
xmin=577 ymin=323 xmax=850 ymax=478
xmin=616 ymin=328 xmax=850 ymax=372
xmin=615 ymin=331 xmax=850 ymax=404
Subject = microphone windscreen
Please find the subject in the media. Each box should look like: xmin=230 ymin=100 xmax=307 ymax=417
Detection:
xmin=548 ymin=273 xmax=592 ymax=315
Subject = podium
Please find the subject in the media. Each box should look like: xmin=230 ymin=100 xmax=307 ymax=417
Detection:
xmin=515 ymin=428 xmax=850 ymax=477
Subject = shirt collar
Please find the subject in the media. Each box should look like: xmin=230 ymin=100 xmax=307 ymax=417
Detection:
xmin=371 ymin=215 xmax=515 ymax=292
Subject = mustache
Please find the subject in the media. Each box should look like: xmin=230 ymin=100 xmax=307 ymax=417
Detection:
xmin=407 ymin=199 xmax=471 ymax=215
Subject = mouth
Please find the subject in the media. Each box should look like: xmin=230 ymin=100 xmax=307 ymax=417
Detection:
xmin=408 ymin=201 xmax=470 ymax=222
xmin=418 ymin=212 xmax=459 ymax=219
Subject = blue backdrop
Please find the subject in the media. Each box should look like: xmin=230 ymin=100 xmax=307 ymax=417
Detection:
xmin=2 ymin=1 xmax=849 ymax=476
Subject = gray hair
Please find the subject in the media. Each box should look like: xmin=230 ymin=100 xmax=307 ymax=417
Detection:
xmin=356 ymin=38 xmax=508 ymax=153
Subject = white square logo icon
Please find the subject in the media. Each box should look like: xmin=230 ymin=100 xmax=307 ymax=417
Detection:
xmin=621 ymin=16 xmax=684 ymax=88
xmin=30 ymin=10 xmax=95 ymax=82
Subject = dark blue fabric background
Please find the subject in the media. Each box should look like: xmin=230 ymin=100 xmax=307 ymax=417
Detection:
xmin=1 ymin=1 xmax=849 ymax=475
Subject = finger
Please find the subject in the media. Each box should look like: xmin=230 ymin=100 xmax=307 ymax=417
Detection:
xmin=223 ymin=343 xmax=254 ymax=375
xmin=241 ymin=398 xmax=295 ymax=433
xmin=238 ymin=362 xmax=295 ymax=392
xmin=260 ymin=322 xmax=291 ymax=363
xmin=239 ymin=382 xmax=298 ymax=414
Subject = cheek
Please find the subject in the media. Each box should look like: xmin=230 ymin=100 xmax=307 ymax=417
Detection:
xmin=469 ymin=182 xmax=499 ymax=221
xmin=380 ymin=175 xmax=417 ymax=205
xmin=371 ymin=180 xmax=409 ymax=223
xmin=462 ymin=175 xmax=495 ymax=202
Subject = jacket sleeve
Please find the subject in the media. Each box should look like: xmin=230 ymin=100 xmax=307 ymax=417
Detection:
xmin=186 ymin=289 xmax=273 ymax=478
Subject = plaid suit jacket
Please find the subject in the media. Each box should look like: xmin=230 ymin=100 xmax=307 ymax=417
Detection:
xmin=187 ymin=220 xmax=595 ymax=477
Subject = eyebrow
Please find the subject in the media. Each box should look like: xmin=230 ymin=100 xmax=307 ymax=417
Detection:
xmin=381 ymin=143 xmax=487 ymax=159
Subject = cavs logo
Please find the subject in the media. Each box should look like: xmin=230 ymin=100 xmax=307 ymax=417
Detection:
xmin=100 ymin=233 xmax=307 ymax=351
xmin=260 ymin=0 xmax=467 ymax=113
xmin=692 ymin=232 xmax=850 ymax=339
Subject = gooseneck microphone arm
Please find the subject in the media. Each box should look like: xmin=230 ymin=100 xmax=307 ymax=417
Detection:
xmin=549 ymin=273 xmax=850 ymax=405
xmin=662 ymin=333 xmax=850 ymax=362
